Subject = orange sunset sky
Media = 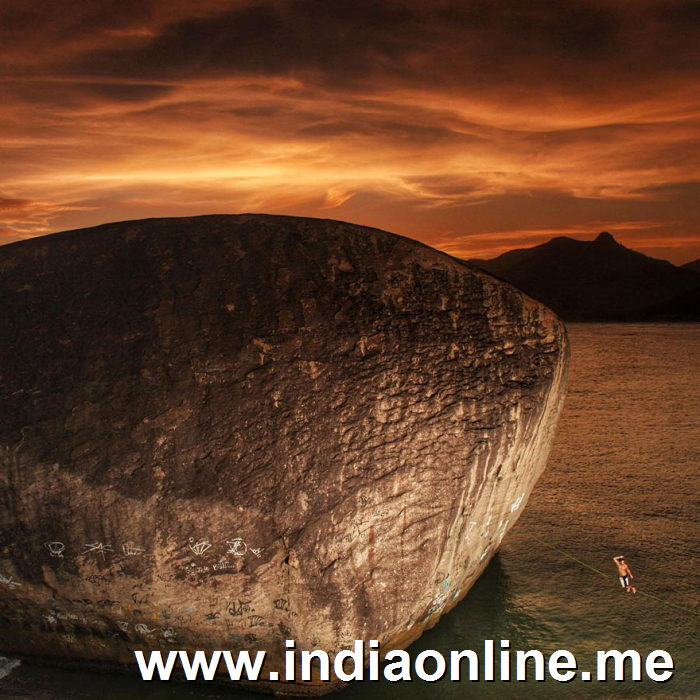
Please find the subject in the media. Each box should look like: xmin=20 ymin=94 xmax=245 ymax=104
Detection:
xmin=1 ymin=0 xmax=699 ymax=263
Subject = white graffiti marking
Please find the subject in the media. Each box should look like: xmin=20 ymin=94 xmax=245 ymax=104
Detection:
xmin=45 ymin=542 xmax=65 ymax=558
xmin=122 ymin=542 xmax=145 ymax=556
xmin=0 ymin=573 xmax=22 ymax=590
xmin=83 ymin=542 xmax=113 ymax=560
xmin=428 ymin=592 xmax=448 ymax=615
xmin=510 ymin=493 xmax=525 ymax=513
xmin=226 ymin=538 xmax=247 ymax=556
xmin=189 ymin=539 xmax=212 ymax=556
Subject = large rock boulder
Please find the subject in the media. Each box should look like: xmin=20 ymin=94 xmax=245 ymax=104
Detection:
xmin=0 ymin=215 xmax=568 ymax=693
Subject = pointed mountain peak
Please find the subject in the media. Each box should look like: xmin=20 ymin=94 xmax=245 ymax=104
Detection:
xmin=469 ymin=229 xmax=700 ymax=320
xmin=595 ymin=231 xmax=618 ymax=245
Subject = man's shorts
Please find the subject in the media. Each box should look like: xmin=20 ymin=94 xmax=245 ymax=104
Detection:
xmin=619 ymin=575 xmax=630 ymax=587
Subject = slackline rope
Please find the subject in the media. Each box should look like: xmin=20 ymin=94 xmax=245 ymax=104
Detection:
xmin=520 ymin=530 xmax=700 ymax=618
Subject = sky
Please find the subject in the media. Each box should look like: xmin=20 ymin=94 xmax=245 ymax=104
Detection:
xmin=0 ymin=0 xmax=699 ymax=263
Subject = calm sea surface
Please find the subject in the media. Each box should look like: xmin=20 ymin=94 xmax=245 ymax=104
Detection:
xmin=3 ymin=324 xmax=699 ymax=699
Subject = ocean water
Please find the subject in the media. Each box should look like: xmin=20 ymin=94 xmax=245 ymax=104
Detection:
xmin=3 ymin=323 xmax=699 ymax=699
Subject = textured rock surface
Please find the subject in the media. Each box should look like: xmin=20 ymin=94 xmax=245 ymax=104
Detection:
xmin=0 ymin=214 xmax=568 ymax=693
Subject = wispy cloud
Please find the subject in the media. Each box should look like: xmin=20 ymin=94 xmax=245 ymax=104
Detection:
xmin=0 ymin=0 xmax=698 ymax=262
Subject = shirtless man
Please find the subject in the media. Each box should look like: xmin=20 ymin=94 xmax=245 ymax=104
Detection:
xmin=614 ymin=555 xmax=636 ymax=594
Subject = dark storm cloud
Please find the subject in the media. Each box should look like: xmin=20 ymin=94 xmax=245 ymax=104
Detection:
xmin=79 ymin=82 xmax=175 ymax=103
xmin=0 ymin=0 xmax=156 ymax=69
xmin=296 ymin=120 xmax=486 ymax=147
xmin=67 ymin=0 xmax=417 ymax=82
xmin=656 ymin=0 xmax=700 ymax=28
xmin=0 ymin=196 xmax=32 ymax=211
xmin=61 ymin=0 xmax=698 ymax=94
xmin=0 ymin=81 xmax=175 ymax=112
xmin=633 ymin=181 xmax=700 ymax=197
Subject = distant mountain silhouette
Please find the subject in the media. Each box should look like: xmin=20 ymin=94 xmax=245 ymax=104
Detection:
xmin=682 ymin=259 xmax=700 ymax=274
xmin=469 ymin=232 xmax=700 ymax=321
xmin=632 ymin=286 xmax=700 ymax=321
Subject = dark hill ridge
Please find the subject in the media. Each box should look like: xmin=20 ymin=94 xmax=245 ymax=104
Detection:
xmin=470 ymin=232 xmax=700 ymax=321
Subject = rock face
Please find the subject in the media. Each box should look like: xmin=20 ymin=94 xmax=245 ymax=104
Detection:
xmin=0 ymin=215 xmax=568 ymax=693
